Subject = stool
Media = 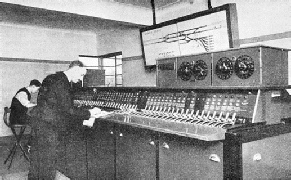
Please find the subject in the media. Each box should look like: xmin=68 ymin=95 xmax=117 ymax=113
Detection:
xmin=3 ymin=107 xmax=30 ymax=169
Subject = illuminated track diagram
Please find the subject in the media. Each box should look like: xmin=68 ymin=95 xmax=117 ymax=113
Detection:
xmin=144 ymin=22 xmax=224 ymax=52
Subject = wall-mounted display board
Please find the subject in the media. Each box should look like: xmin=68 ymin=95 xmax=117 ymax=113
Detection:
xmin=140 ymin=3 xmax=239 ymax=68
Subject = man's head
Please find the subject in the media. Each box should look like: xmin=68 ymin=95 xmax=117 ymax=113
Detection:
xmin=67 ymin=61 xmax=87 ymax=83
xmin=29 ymin=79 xmax=41 ymax=93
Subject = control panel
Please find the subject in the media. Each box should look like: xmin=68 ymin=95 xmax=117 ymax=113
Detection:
xmin=73 ymin=87 xmax=275 ymax=141
xmin=74 ymin=46 xmax=290 ymax=141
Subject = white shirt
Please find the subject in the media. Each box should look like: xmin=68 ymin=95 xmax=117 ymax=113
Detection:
xmin=15 ymin=91 xmax=36 ymax=108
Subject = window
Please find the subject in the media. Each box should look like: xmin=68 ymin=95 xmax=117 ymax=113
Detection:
xmin=79 ymin=52 xmax=122 ymax=87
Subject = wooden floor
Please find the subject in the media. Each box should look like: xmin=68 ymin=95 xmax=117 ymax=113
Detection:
xmin=0 ymin=136 xmax=29 ymax=180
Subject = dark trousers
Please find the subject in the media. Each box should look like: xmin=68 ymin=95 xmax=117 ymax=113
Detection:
xmin=28 ymin=121 xmax=67 ymax=180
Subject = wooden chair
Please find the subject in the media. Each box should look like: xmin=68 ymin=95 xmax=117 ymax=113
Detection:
xmin=3 ymin=107 xmax=30 ymax=169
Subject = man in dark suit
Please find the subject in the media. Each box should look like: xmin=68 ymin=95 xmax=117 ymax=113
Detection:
xmin=28 ymin=61 xmax=101 ymax=180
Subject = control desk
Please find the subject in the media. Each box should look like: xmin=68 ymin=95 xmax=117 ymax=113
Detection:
xmin=74 ymin=45 xmax=291 ymax=179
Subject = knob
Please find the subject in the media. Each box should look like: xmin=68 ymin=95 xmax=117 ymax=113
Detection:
xmin=110 ymin=131 xmax=114 ymax=134
xmin=253 ymin=153 xmax=262 ymax=161
xmin=119 ymin=133 xmax=123 ymax=137
xmin=209 ymin=154 xmax=221 ymax=162
xmin=149 ymin=141 xmax=155 ymax=146
xmin=162 ymin=142 xmax=169 ymax=149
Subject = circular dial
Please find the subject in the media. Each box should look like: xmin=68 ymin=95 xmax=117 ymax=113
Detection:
xmin=234 ymin=55 xmax=254 ymax=79
xmin=192 ymin=60 xmax=208 ymax=80
xmin=215 ymin=57 xmax=234 ymax=80
xmin=177 ymin=62 xmax=192 ymax=81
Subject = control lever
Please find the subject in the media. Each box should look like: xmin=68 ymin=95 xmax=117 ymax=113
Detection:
xmin=216 ymin=112 xmax=223 ymax=122
xmin=175 ymin=109 xmax=185 ymax=121
xmin=231 ymin=113 xmax=236 ymax=124
xmin=179 ymin=109 xmax=190 ymax=122
xmin=195 ymin=110 xmax=205 ymax=124
xmin=208 ymin=111 xmax=221 ymax=126
xmin=189 ymin=110 xmax=200 ymax=123
xmin=184 ymin=109 xmax=195 ymax=122
xmin=224 ymin=112 xmax=230 ymax=122
xmin=201 ymin=111 xmax=213 ymax=125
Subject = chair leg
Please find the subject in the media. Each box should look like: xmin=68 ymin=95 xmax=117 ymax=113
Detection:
xmin=19 ymin=143 xmax=30 ymax=162
xmin=4 ymin=126 xmax=30 ymax=169
xmin=8 ymin=145 xmax=17 ymax=169
xmin=4 ymin=142 xmax=17 ymax=164
xmin=16 ymin=127 xmax=30 ymax=161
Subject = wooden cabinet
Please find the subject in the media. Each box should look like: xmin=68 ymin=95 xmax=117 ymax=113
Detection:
xmin=115 ymin=124 xmax=157 ymax=179
xmin=86 ymin=120 xmax=115 ymax=180
xmin=158 ymin=133 xmax=223 ymax=180
xmin=87 ymin=121 xmax=157 ymax=180
xmin=66 ymin=124 xmax=88 ymax=180
xmin=67 ymin=120 xmax=224 ymax=180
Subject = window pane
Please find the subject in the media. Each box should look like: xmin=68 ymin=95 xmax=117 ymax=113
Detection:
xmin=81 ymin=53 xmax=123 ymax=86
xmin=116 ymin=75 xmax=122 ymax=84
xmin=86 ymin=67 xmax=101 ymax=70
xmin=103 ymin=67 xmax=115 ymax=76
xmin=102 ymin=58 xmax=115 ymax=66
xmin=116 ymin=66 xmax=122 ymax=74
xmin=79 ymin=56 xmax=99 ymax=66
xmin=116 ymin=58 xmax=122 ymax=65
xmin=105 ymin=76 xmax=115 ymax=87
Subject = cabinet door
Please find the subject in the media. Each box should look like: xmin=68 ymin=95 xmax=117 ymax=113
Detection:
xmin=87 ymin=120 xmax=115 ymax=180
xmin=159 ymin=133 xmax=223 ymax=180
xmin=243 ymin=133 xmax=291 ymax=180
xmin=66 ymin=124 xmax=87 ymax=180
xmin=116 ymin=124 xmax=157 ymax=180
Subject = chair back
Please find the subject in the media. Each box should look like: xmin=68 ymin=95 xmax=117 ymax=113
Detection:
xmin=3 ymin=107 xmax=11 ymax=127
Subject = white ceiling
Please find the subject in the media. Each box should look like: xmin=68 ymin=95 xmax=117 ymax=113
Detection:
xmin=0 ymin=0 xmax=204 ymax=25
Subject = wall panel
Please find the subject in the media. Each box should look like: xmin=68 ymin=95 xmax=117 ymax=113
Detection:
xmin=0 ymin=24 xmax=97 ymax=61
xmin=0 ymin=59 xmax=69 ymax=136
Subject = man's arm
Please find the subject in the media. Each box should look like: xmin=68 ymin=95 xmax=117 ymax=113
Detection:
xmin=54 ymin=81 xmax=91 ymax=120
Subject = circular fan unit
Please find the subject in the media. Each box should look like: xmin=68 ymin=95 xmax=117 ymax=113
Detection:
xmin=177 ymin=62 xmax=192 ymax=81
xmin=234 ymin=55 xmax=254 ymax=79
xmin=215 ymin=57 xmax=234 ymax=80
xmin=192 ymin=60 xmax=208 ymax=80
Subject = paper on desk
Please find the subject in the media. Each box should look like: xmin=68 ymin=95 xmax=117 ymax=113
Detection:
xmin=83 ymin=111 xmax=113 ymax=127
xmin=93 ymin=111 xmax=113 ymax=118
xmin=286 ymin=89 xmax=291 ymax=95
xmin=83 ymin=118 xmax=95 ymax=128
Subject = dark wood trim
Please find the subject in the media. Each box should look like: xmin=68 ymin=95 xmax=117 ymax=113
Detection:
xmin=226 ymin=3 xmax=240 ymax=48
xmin=208 ymin=0 xmax=212 ymax=9
xmin=240 ymin=31 xmax=291 ymax=45
xmin=122 ymin=56 xmax=143 ymax=61
xmin=223 ymin=132 xmax=243 ymax=180
xmin=227 ymin=123 xmax=291 ymax=143
xmin=151 ymin=0 xmax=156 ymax=25
xmin=0 ymin=57 xmax=71 ymax=64
xmin=80 ymin=52 xmax=122 ymax=59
